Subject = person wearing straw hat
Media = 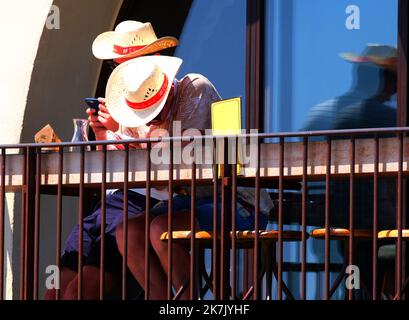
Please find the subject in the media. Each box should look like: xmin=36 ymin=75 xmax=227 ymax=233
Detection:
xmin=44 ymin=21 xmax=189 ymax=300
xmin=300 ymin=44 xmax=398 ymax=299
xmin=94 ymin=23 xmax=273 ymax=298
xmin=300 ymin=44 xmax=397 ymax=132
xmin=47 ymin=19 xmax=224 ymax=299
xmin=92 ymin=20 xmax=179 ymax=63
xmin=85 ymin=20 xmax=180 ymax=136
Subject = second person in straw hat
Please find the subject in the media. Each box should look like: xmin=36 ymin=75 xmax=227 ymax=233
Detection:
xmin=47 ymin=20 xmax=223 ymax=300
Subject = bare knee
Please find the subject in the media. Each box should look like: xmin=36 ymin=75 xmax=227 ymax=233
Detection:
xmin=150 ymin=215 xmax=168 ymax=252
xmin=116 ymin=217 xmax=145 ymax=254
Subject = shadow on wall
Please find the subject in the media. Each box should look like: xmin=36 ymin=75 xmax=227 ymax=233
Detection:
xmin=21 ymin=0 xmax=123 ymax=143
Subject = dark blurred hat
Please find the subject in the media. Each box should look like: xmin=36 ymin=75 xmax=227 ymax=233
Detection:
xmin=340 ymin=44 xmax=397 ymax=72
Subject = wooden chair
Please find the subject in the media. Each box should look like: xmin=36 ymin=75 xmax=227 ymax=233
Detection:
xmin=159 ymin=98 xmax=308 ymax=300
xmin=310 ymin=227 xmax=372 ymax=299
xmin=160 ymin=229 xmax=308 ymax=299
xmin=377 ymin=229 xmax=409 ymax=299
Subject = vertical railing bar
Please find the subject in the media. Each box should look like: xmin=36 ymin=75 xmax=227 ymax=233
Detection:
xmin=231 ymin=137 xmax=237 ymax=300
xmin=55 ymin=147 xmax=63 ymax=300
xmin=396 ymin=132 xmax=403 ymax=300
xmin=33 ymin=147 xmax=41 ymax=300
xmin=77 ymin=145 xmax=85 ymax=300
xmin=254 ymin=136 xmax=260 ymax=300
xmin=277 ymin=137 xmax=284 ymax=300
xmin=301 ymin=136 xmax=308 ymax=300
xmin=0 ymin=148 xmax=5 ymax=301
xmin=20 ymin=147 xmax=27 ymax=300
xmin=23 ymin=147 xmax=30 ymax=300
xmin=24 ymin=147 xmax=36 ymax=300
xmin=190 ymin=141 xmax=196 ymax=300
xmin=100 ymin=144 xmax=107 ymax=300
xmin=220 ymin=137 xmax=231 ymax=300
xmin=122 ymin=143 xmax=129 ymax=300
xmin=372 ymin=136 xmax=379 ymax=300
xmin=212 ymin=137 xmax=219 ymax=300
xmin=145 ymin=142 xmax=151 ymax=300
xmin=324 ymin=137 xmax=331 ymax=300
xmin=220 ymin=137 xmax=226 ymax=300
xmin=348 ymin=138 xmax=355 ymax=301
xmin=167 ymin=139 xmax=174 ymax=300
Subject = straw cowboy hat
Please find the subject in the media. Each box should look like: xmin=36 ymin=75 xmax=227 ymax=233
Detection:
xmin=340 ymin=44 xmax=397 ymax=72
xmin=92 ymin=20 xmax=179 ymax=60
xmin=105 ymin=55 xmax=183 ymax=128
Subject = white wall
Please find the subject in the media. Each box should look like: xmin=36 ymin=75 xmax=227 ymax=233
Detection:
xmin=0 ymin=0 xmax=54 ymax=300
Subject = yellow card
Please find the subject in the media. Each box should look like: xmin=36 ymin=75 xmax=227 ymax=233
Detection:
xmin=211 ymin=97 xmax=242 ymax=175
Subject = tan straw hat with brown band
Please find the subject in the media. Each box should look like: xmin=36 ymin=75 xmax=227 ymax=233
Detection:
xmin=340 ymin=44 xmax=397 ymax=72
xmin=105 ymin=55 xmax=182 ymax=128
xmin=92 ymin=20 xmax=179 ymax=60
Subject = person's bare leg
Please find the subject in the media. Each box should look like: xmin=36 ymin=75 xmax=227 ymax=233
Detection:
xmin=44 ymin=267 xmax=77 ymax=300
xmin=150 ymin=211 xmax=195 ymax=300
xmin=116 ymin=215 xmax=167 ymax=300
xmin=62 ymin=266 xmax=118 ymax=300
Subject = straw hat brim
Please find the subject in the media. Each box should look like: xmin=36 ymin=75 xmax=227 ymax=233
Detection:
xmin=340 ymin=52 xmax=397 ymax=71
xmin=92 ymin=31 xmax=179 ymax=60
xmin=105 ymin=56 xmax=183 ymax=128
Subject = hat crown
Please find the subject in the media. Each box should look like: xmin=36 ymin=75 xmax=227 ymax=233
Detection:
xmin=362 ymin=44 xmax=397 ymax=60
xmin=123 ymin=62 xmax=165 ymax=104
xmin=113 ymin=21 xmax=157 ymax=47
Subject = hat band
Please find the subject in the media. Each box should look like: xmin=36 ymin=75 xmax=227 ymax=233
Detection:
xmin=113 ymin=44 xmax=146 ymax=55
xmin=125 ymin=74 xmax=169 ymax=110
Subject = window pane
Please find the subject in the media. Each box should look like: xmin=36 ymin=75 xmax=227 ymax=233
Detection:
xmin=174 ymin=0 xmax=246 ymax=116
xmin=264 ymin=0 xmax=398 ymax=133
xmin=264 ymin=0 xmax=398 ymax=300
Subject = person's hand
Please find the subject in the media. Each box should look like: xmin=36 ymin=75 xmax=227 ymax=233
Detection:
xmin=96 ymin=98 xmax=119 ymax=132
xmin=87 ymin=108 xmax=107 ymax=141
xmin=86 ymin=98 xmax=119 ymax=141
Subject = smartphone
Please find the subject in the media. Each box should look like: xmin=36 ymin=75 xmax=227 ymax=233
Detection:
xmin=84 ymin=98 xmax=100 ymax=115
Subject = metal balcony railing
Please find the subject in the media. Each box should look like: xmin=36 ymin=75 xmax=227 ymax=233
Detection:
xmin=0 ymin=127 xmax=408 ymax=300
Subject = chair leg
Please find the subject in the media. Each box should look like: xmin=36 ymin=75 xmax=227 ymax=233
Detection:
xmin=331 ymin=240 xmax=349 ymax=300
xmin=243 ymin=241 xmax=272 ymax=300
xmin=263 ymin=241 xmax=273 ymax=300
xmin=392 ymin=274 xmax=409 ymax=300
xmin=198 ymin=247 xmax=214 ymax=299
xmin=174 ymin=245 xmax=207 ymax=300
xmin=173 ymin=278 xmax=189 ymax=300
xmin=271 ymin=242 xmax=295 ymax=300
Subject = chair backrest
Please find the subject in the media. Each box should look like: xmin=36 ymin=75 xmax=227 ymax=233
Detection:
xmin=211 ymin=97 xmax=243 ymax=176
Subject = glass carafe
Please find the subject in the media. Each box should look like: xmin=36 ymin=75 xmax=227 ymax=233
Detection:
xmin=69 ymin=119 xmax=90 ymax=152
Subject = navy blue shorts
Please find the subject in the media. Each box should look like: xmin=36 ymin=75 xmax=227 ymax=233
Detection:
xmin=195 ymin=196 xmax=268 ymax=231
xmin=61 ymin=191 xmax=266 ymax=275
xmin=61 ymin=190 xmax=190 ymax=275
